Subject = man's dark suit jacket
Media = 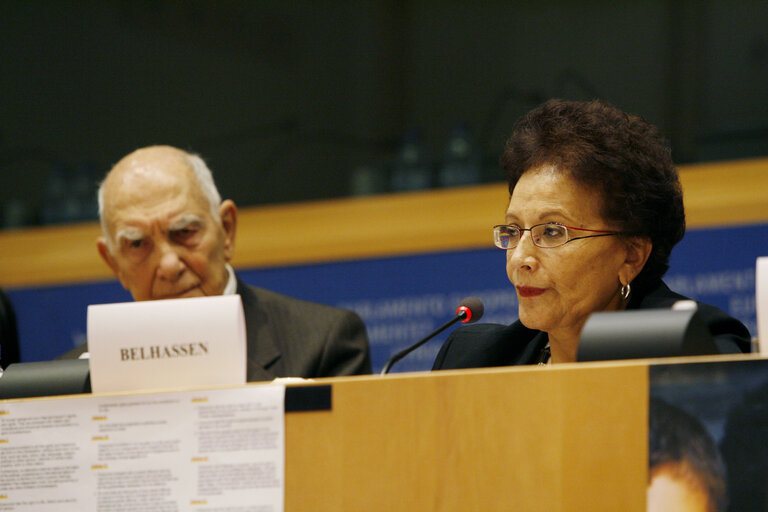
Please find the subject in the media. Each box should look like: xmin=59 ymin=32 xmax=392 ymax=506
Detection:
xmin=1 ymin=288 xmax=21 ymax=369
xmin=432 ymin=280 xmax=751 ymax=371
xmin=235 ymin=280 xmax=371 ymax=380
xmin=59 ymin=279 xmax=372 ymax=381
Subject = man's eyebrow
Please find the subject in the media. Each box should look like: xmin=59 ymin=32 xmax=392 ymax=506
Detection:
xmin=115 ymin=228 xmax=145 ymax=244
xmin=169 ymin=215 xmax=204 ymax=231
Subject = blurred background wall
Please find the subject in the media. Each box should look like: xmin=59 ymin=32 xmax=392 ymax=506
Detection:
xmin=2 ymin=0 xmax=767 ymax=227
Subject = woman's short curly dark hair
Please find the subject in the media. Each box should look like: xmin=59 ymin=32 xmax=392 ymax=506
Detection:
xmin=501 ymin=99 xmax=685 ymax=293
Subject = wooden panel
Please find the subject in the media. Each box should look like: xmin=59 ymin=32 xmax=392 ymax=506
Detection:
xmin=0 ymin=222 xmax=108 ymax=287
xmin=1 ymin=157 xmax=767 ymax=288
xmin=232 ymin=183 xmax=507 ymax=270
xmin=680 ymin=157 xmax=768 ymax=227
xmin=285 ymin=363 xmax=648 ymax=512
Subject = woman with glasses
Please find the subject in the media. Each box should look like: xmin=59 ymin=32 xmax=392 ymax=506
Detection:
xmin=433 ymin=99 xmax=751 ymax=368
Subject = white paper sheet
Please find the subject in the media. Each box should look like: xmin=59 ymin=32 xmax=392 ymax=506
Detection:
xmin=756 ymin=257 xmax=768 ymax=355
xmin=87 ymin=295 xmax=246 ymax=394
xmin=0 ymin=384 xmax=285 ymax=512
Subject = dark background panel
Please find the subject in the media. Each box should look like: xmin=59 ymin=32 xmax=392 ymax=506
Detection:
xmin=1 ymin=1 xmax=767 ymax=228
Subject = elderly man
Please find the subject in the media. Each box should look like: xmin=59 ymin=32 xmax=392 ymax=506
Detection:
xmin=61 ymin=145 xmax=371 ymax=380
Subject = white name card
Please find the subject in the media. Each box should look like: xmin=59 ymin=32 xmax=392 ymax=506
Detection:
xmin=757 ymin=257 xmax=768 ymax=355
xmin=87 ymin=295 xmax=247 ymax=394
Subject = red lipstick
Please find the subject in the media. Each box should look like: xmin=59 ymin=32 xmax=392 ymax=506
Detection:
xmin=517 ymin=286 xmax=546 ymax=298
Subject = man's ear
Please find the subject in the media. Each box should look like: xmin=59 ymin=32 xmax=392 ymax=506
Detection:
xmin=219 ymin=199 xmax=237 ymax=261
xmin=97 ymin=237 xmax=119 ymax=274
xmin=620 ymin=236 xmax=652 ymax=286
xmin=97 ymin=237 xmax=130 ymax=291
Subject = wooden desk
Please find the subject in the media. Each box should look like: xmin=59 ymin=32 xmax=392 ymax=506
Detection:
xmin=285 ymin=362 xmax=648 ymax=511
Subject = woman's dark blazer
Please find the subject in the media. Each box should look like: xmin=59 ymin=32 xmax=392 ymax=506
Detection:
xmin=432 ymin=280 xmax=751 ymax=371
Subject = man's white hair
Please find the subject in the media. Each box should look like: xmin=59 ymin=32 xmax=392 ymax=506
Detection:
xmin=98 ymin=151 xmax=223 ymax=249
xmin=184 ymin=152 xmax=222 ymax=218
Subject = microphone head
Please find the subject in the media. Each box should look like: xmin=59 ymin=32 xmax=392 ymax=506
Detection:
xmin=456 ymin=296 xmax=484 ymax=324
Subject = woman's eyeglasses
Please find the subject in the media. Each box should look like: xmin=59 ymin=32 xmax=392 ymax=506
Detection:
xmin=493 ymin=223 xmax=621 ymax=249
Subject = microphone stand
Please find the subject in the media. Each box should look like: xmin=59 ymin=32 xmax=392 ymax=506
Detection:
xmin=380 ymin=311 xmax=467 ymax=375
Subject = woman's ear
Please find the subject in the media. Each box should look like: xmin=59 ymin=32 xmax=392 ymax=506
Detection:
xmin=620 ymin=237 xmax=652 ymax=285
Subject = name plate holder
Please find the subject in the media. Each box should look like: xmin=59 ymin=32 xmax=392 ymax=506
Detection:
xmin=87 ymin=295 xmax=247 ymax=394
xmin=757 ymin=257 xmax=768 ymax=356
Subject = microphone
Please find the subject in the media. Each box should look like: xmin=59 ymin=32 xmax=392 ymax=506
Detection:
xmin=380 ymin=297 xmax=484 ymax=375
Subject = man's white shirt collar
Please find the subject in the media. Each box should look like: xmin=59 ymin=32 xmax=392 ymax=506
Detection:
xmin=223 ymin=264 xmax=237 ymax=295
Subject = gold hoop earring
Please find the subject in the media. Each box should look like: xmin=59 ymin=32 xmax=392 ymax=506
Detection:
xmin=620 ymin=283 xmax=631 ymax=300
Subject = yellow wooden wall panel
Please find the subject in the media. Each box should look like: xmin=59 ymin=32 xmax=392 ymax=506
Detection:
xmin=1 ymin=157 xmax=767 ymax=288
